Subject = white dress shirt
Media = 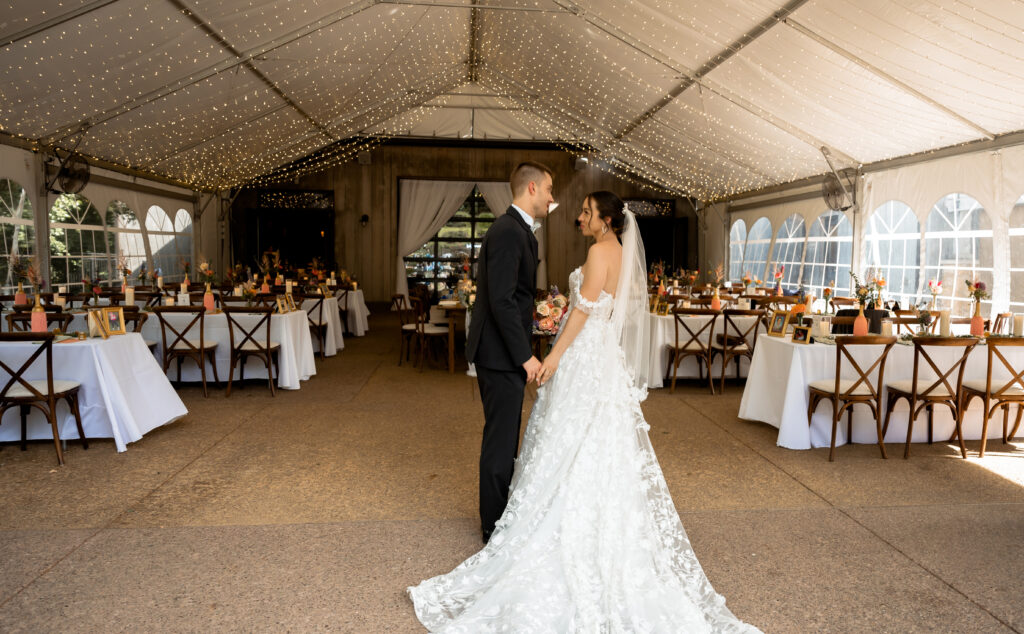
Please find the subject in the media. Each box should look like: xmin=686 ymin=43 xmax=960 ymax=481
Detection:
xmin=511 ymin=204 xmax=541 ymax=233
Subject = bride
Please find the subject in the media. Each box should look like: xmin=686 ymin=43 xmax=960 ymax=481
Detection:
xmin=408 ymin=191 xmax=760 ymax=633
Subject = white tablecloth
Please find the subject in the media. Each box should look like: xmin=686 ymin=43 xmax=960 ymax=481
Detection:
xmin=647 ymin=313 xmax=763 ymax=388
xmin=334 ymin=289 xmax=370 ymax=336
xmin=739 ymin=334 xmax=1022 ymax=450
xmin=301 ymin=296 xmax=344 ymax=355
xmin=0 ymin=333 xmax=187 ymax=452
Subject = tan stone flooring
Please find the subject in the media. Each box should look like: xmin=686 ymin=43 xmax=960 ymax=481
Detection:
xmin=1 ymin=314 xmax=1023 ymax=633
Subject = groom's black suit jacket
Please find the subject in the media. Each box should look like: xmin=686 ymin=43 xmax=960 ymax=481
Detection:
xmin=466 ymin=206 xmax=538 ymax=372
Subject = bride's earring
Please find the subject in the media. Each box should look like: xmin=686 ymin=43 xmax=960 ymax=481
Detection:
xmin=601 ymin=224 xmax=608 ymax=235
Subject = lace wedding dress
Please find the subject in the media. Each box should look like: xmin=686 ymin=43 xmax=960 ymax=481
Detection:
xmin=409 ymin=267 xmax=760 ymax=633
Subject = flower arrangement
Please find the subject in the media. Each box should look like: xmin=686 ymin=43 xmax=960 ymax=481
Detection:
xmin=241 ymin=281 xmax=258 ymax=306
xmin=24 ymin=257 xmax=44 ymax=291
xmin=224 ymin=263 xmax=244 ymax=286
xmin=534 ymin=287 xmax=568 ymax=335
xmin=964 ymin=279 xmax=988 ymax=303
xmin=687 ymin=269 xmax=699 ymax=287
xmin=850 ymin=272 xmax=884 ymax=307
xmin=711 ymin=263 xmax=724 ymax=287
xmin=197 ymin=260 xmax=216 ymax=284
xmin=258 ymin=251 xmax=280 ymax=280
xmin=741 ymin=271 xmax=753 ymax=288
xmin=458 ymin=283 xmax=477 ymax=310
xmin=81 ymin=276 xmax=103 ymax=299
xmin=180 ymin=258 xmax=191 ymax=278
xmin=136 ymin=261 xmax=148 ymax=284
xmin=648 ymin=261 xmax=666 ymax=285
xmin=150 ymin=267 xmax=161 ymax=284
xmin=117 ymin=255 xmax=131 ymax=282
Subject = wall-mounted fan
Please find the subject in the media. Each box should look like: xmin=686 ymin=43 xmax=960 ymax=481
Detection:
xmin=46 ymin=151 xmax=91 ymax=195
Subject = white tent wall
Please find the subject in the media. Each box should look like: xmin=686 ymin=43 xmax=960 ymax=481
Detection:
xmin=726 ymin=143 xmax=1024 ymax=314
xmin=0 ymin=144 xmax=202 ymax=287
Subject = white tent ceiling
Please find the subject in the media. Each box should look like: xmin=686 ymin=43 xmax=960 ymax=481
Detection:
xmin=2 ymin=0 xmax=1023 ymax=198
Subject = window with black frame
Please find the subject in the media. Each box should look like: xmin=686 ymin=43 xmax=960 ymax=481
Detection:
xmin=404 ymin=187 xmax=494 ymax=300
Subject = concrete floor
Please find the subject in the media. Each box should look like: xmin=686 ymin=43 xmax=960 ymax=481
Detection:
xmin=1 ymin=314 xmax=1023 ymax=633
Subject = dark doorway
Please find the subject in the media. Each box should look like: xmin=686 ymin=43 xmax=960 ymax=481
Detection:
xmin=626 ymin=199 xmax=688 ymax=271
xmin=235 ymin=190 xmax=335 ymax=270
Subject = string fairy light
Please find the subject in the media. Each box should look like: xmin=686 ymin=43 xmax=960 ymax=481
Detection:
xmin=0 ymin=0 xmax=1021 ymax=198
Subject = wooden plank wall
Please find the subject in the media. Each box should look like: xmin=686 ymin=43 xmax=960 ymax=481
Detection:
xmin=299 ymin=145 xmax=695 ymax=303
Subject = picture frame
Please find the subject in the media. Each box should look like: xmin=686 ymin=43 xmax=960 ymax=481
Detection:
xmin=649 ymin=294 xmax=659 ymax=312
xmin=656 ymin=301 xmax=671 ymax=316
xmin=791 ymin=325 xmax=812 ymax=345
xmin=101 ymin=307 xmax=126 ymax=336
xmin=318 ymin=283 xmax=330 ymax=297
xmin=767 ymin=310 xmax=790 ymax=337
xmin=285 ymin=293 xmax=297 ymax=312
xmin=276 ymin=296 xmax=287 ymax=314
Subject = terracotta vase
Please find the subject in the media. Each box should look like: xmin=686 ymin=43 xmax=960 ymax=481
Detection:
xmin=14 ymin=281 xmax=27 ymax=305
xmin=853 ymin=304 xmax=869 ymax=336
xmin=203 ymin=283 xmax=216 ymax=312
xmin=710 ymin=288 xmax=722 ymax=311
xmin=970 ymin=301 xmax=985 ymax=336
xmin=30 ymin=293 xmax=47 ymax=333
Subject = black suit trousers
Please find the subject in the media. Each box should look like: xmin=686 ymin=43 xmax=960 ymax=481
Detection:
xmin=476 ymin=364 xmax=526 ymax=533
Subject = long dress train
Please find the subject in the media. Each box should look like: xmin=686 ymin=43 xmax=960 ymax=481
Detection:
xmin=409 ymin=267 xmax=760 ymax=633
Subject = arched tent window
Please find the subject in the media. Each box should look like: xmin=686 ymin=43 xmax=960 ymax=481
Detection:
xmin=0 ymin=179 xmax=36 ymax=292
xmin=728 ymin=220 xmax=746 ymax=282
xmin=923 ymin=193 xmax=993 ymax=317
xmin=804 ymin=210 xmax=852 ymax=298
xmin=742 ymin=218 xmax=772 ymax=281
xmin=50 ymin=193 xmax=111 ymax=290
xmin=107 ymin=201 xmax=148 ymax=283
xmin=1009 ymin=195 xmax=1024 ymax=311
xmin=769 ymin=214 xmax=805 ymax=291
xmin=863 ymin=201 xmax=921 ymax=308
xmin=146 ymin=206 xmax=191 ymax=282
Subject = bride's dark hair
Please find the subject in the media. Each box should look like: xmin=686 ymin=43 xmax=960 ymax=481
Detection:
xmin=585 ymin=191 xmax=626 ymax=239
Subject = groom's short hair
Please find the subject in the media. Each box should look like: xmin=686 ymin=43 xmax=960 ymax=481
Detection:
xmin=510 ymin=161 xmax=553 ymax=197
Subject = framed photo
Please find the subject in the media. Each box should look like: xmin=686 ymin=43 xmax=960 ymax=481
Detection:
xmin=649 ymin=294 xmax=659 ymax=312
xmin=276 ymin=296 xmax=287 ymax=314
xmin=318 ymin=283 xmax=329 ymax=296
xmin=656 ymin=301 xmax=671 ymax=316
xmin=101 ymin=307 xmax=126 ymax=336
xmin=791 ymin=325 xmax=812 ymax=345
xmin=285 ymin=293 xmax=297 ymax=312
xmin=767 ymin=310 xmax=790 ymax=337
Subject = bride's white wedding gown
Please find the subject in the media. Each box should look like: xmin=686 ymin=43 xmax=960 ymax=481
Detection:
xmin=409 ymin=268 xmax=760 ymax=633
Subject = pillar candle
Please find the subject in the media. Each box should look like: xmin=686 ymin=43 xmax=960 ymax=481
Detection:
xmin=940 ymin=310 xmax=951 ymax=337
xmin=54 ymin=296 xmax=66 ymax=309
xmin=234 ymin=286 xmax=242 ymax=297
xmin=1014 ymin=314 xmax=1024 ymax=337
xmin=881 ymin=320 xmax=893 ymax=337
xmin=58 ymin=285 xmax=67 ymax=294
xmin=286 ymin=280 xmax=293 ymax=294
xmin=352 ymin=281 xmax=358 ymax=290
xmin=180 ymin=282 xmax=188 ymax=295
xmin=125 ymin=287 xmax=135 ymax=305
xmin=157 ymin=276 xmax=163 ymax=289
xmin=164 ymin=296 xmax=175 ymax=306
xmin=328 ymin=278 xmax=336 ymax=287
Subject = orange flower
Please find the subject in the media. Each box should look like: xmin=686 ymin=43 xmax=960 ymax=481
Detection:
xmin=791 ymin=303 xmax=806 ymax=314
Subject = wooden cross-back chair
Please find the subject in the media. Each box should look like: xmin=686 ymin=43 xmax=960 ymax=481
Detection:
xmin=408 ymin=296 xmax=449 ymax=370
xmin=298 ymin=293 xmax=328 ymax=360
xmin=669 ymin=308 xmax=719 ymax=394
xmin=710 ymin=309 xmax=764 ymax=392
xmin=152 ymin=306 xmax=219 ymax=397
xmin=959 ymin=336 xmax=1024 ymax=457
xmin=991 ymin=312 xmax=1012 ymax=335
xmin=120 ymin=306 xmax=157 ymax=351
xmin=807 ymin=335 xmax=896 ymax=461
xmin=0 ymin=332 xmax=86 ymax=465
xmin=829 ymin=296 xmax=857 ymax=313
xmin=223 ymin=306 xmax=280 ymax=397
xmin=336 ymin=289 xmax=349 ymax=335
xmin=6 ymin=311 xmax=73 ymax=333
xmin=882 ymin=336 xmax=979 ymax=459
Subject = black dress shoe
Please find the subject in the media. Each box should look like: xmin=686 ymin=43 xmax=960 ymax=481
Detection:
xmin=482 ymin=529 xmax=492 ymax=544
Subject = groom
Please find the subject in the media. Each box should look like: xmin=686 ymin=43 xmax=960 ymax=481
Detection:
xmin=466 ymin=161 xmax=555 ymax=544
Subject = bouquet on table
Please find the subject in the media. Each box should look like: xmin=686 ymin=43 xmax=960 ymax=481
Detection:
xmin=741 ymin=271 xmax=753 ymax=292
xmin=457 ymin=282 xmax=476 ymax=310
xmin=850 ymin=271 xmax=884 ymax=308
xmin=964 ymin=278 xmax=988 ymax=303
xmin=773 ymin=265 xmax=784 ymax=294
xmin=533 ymin=287 xmax=568 ymax=335
xmin=198 ymin=260 xmax=216 ymax=285
xmin=224 ymin=263 xmax=244 ymax=286
xmin=927 ymin=279 xmax=943 ymax=309
xmin=180 ymin=258 xmax=192 ymax=285
xmin=822 ymin=280 xmax=835 ymax=311
xmin=136 ymin=262 xmax=148 ymax=285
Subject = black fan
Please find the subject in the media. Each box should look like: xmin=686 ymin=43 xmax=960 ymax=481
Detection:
xmin=821 ymin=172 xmax=851 ymax=212
xmin=57 ymin=154 xmax=91 ymax=194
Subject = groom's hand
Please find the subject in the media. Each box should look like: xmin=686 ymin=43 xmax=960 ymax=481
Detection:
xmin=522 ymin=356 xmax=542 ymax=384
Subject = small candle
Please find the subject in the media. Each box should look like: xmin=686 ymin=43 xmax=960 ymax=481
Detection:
xmin=818 ymin=319 xmax=831 ymax=337
xmin=164 ymin=296 xmax=175 ymax=306
xmin=328 ymin=279 xmax=336 ymax=287
xmin=331 ymin=271 xmax=336 ymax=279
xmin=234 ymin=286 xmax=242 ymax=297
xmin=180 ymin=282 xmax=188 ymax=295
xmin=54 ymin=296 xmax=66 ymax=309
xmin=682 ymin=300 xmax=691 ymax=309
xmin=125 ymin=287 xmax=135 ymax=305
xmin=352 ymin=281 xmax=358 ymax=290
xmin=940 ymin=310 xmax=951 ymax=337
xmin=286 ymin=280 xmax=293 ymax=294
xmin=58 ymin=285 xmax=67 ymax=294
xmin=881 ymin=320 xmax=893 ymax=337
xmin=157 ymin=276 xmax=163 ymax=289
xmin=1014 ymin=314 xmax=1024 ymax=337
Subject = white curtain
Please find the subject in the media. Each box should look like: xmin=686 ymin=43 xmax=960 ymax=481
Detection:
xmin=396 ymin=180 xmax=476 ymax=300
xmin=476 ymin=181 xmax=547 ymax=289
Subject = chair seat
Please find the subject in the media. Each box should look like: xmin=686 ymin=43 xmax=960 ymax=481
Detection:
xmin=422 ymin=325 xmax=449 ymax=336
xmin=144 ymin=339 xmax=158 ymax=349
xmin=5 ymin=379 xmax=80 ymax=399
xmin=711 ymin=338 xmax=749 ymax=352
xmin=402 ymin=323 xmax=418 ymax=331
xmin=670 ymin=342 xmax=707 ymax=352
xmin=886 ymin=379 xmax=953 ymax=398
xmin=236 ymin=341 xmax=280 ymax=352
xmin=171 ymin=339 xmax=217 ymax=351
xmin=962 ymin=380 xmax=1024 ymax=397
xmin=808 ymin=379 xmax=875 ymax=396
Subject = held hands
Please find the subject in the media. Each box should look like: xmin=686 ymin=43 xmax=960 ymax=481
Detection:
xmin=537 ymin=353 xmax=560 ymax=386
xmin=522 ymin=356 xmax=542 ymax=384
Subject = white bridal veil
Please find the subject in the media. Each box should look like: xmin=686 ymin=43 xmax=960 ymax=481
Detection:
xmin=612 ymin=206 xmax=652 ymax=397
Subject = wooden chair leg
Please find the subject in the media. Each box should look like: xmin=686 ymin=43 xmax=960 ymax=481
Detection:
xmin=927 ymin=404 xmax=933 ymax=444
xmin=67 ymin=393 xmax=87 ymax=449
xmin=47 ymin=407 xmax=64 ymax=466
xmin=979 ymin=397 xmax=991 ymax=457
xmin=267 ymin=352 xmax=277 ymax=397
xmin=199 ymin=353 xmax=209 ymax=398
xmin=670 ymin=357 xmax=678 ymax=394
xmin=19 ymin=404 xmax=28 ymax=451
xmin=846 ymin=406 xmax=853 ymax=446
xmin=209 ymin=349 xmax=221 ymax=387
xmin=873 ymin=402 xmax=887 ymax=459
xmin=706 ymin=356 xmax=715 ymax=395
xmin=1002 ymin=403 xmax=1010 ymax=444
xmin=226 ymin=354 xmax=237 ymax=397
xmin=1009 ymin=404 xmax=1023 ymax=441
xmin=829 ymin=401 xmax=840 ymax=462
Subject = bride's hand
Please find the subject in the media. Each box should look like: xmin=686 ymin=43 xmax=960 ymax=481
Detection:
xmin=537 ymin=354 xmax=559 ymax=386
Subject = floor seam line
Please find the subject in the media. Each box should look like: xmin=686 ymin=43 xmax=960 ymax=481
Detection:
xmin=681 ymin=395 xmax=1020 ymax=633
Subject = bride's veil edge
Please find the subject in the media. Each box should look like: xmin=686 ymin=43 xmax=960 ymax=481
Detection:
xmin=613 ymin=206 xmax=652 ymax=398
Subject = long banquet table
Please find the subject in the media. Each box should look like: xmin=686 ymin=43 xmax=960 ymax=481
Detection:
xmin=0 ymin=333 xmax=187 ymax=451
xmin=64 ymin=309 xmax=317 ymax=390
xmin=647 ymin=313 xmax=764 ymax=389
xmin=739 ymin=334 xmax=1021 ymax=450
